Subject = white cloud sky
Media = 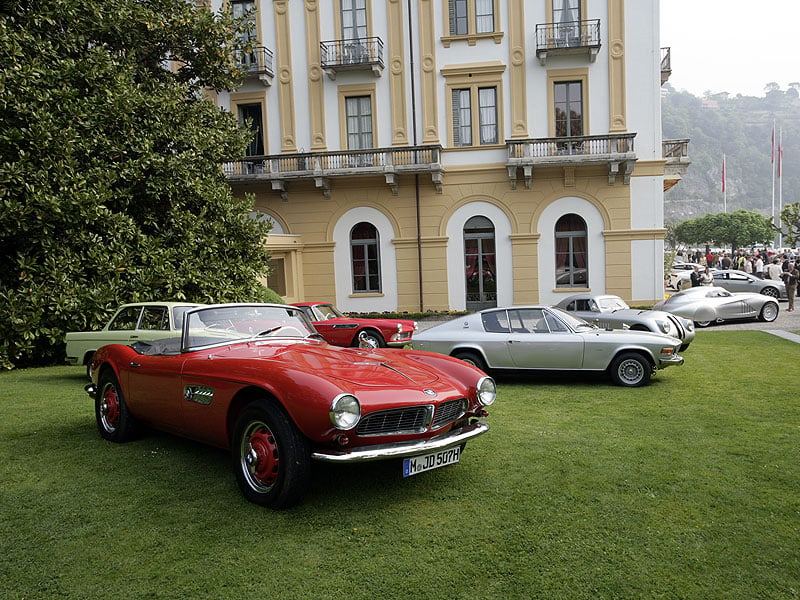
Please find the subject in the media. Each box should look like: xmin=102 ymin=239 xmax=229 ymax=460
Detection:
xmin=660 ymin=0 xmax=800 ymax=97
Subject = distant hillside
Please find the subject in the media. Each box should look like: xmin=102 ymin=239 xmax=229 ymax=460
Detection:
xmin=661 ymin=86 xmax=800 ymax=224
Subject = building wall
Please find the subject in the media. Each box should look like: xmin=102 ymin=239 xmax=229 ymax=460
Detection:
xmin=214 ymin=0 xmax=666 ymax=311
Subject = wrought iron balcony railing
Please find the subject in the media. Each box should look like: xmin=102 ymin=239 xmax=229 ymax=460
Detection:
xmin=320 ymin=37 xmax=384 ymax=79
xmin=224 ymin=145 xmax=443 ymax=200
xmin=234 ymin=46 xmax=274 ymax=86
xmin=535 ymin=19 xmax=601 ymax=65
xmin=506 ymin=133 xmax=636 ymax=187
xmin=662 ymin=138 xmax=690 ymax=191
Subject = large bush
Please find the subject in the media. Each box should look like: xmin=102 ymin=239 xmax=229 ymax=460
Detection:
xmin=0 ymin=0 xmax=274 ymax=369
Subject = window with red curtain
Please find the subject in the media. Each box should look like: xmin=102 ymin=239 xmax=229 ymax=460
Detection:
xmin=351 ymin=222 xmax=381 ymax=292
xmin=555 ymin=214 xmax=587 ymax=287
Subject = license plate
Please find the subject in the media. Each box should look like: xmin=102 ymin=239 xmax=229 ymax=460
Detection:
xmin=402 ymin=446 xmax=461 ymax=477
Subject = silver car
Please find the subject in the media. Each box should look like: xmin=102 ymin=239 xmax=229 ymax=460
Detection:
xmin=554 ymin=293 xmax=695 ymax=351
xmin=653 ymin=286 xmax=779 ymax=327
xmin=711 ymin=270 xmax=786 ymax=299
xmin=412 ymin=306 xmax=684 ymax=387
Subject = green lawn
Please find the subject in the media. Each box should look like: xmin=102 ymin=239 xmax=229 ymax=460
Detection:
xmin=1 ymin=331 xmax=799 ymax=599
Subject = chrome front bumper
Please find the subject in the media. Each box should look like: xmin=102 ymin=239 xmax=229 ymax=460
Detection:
xmin=311 ymin=420 xmax=489 ymax=463
xmin=658 ymin=354 xmax=685 ymax=369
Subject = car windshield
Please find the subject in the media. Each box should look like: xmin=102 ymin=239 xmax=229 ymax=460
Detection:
xmin=172 ymin=305 xmax=198 ymax=330
xmin=706 ymin=289 xmax=732 ymax=298
xmin=597 ymin=297 xmax=629 ymax=311
xmin=183 ymin=305 xmax=316 ymax=350
xmin=313 ymin=304 xmax=344 ymax=320
xmin=547 ymin=307 xmax=596 ymax=330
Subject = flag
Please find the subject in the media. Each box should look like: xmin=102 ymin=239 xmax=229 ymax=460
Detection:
xmin=771 ymin=123 xmax=775 ymax=164
xmin=722 ymin=155 xmax=726 ymax=192
xmin=778 ymin=131 xmax=783 ymax=179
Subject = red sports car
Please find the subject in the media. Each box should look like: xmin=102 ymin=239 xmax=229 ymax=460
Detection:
xmin=86 ymin=304 xmax=495 ymax=509
xmin=292 ymin=302 xmax=417 ymax=348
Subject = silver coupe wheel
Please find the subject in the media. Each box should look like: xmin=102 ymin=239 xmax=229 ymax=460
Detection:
xmin=759 ymin=302 xmax=779 ymax=322
xmin=610 ymin=353 xmax=651 ymax=387
xmin=761 ymin=287 xmax=779 ymax=298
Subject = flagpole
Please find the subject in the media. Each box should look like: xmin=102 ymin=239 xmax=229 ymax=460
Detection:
xmin=778 ymin=128 xmax=783 ymax=249
xmin=771 ymin=120 xmax=776 ymax=248
xmin=722 ymin=154 xmax=727 ymax=212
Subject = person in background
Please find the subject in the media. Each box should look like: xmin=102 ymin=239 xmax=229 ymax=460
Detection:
xmin=767 ymin=258 xmax=783 ymax=281
xmin=737 ymin=252 xmax=747 ymax=271
xmin=754 ymin=254 xmax=765 ymax=279
xmin=700 ymin=266 xmax=714 ymax=286
xmin=690 ymin=265 xmax=702 ymax=287
xmin=782 ymin=262 xmax=798 ymax=312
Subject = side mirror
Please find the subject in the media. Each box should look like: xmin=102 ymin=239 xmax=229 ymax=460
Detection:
xmin=358 ymin=331 xmax=379 ymax=349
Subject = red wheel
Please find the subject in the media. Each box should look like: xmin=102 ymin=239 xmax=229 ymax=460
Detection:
xmin=95 ymin=370 xmax=138 ymax=442
xmin=232 ymin=399 xmax=311 ymax=508
xmin=241 ymin=422 xmax=280 ymax=490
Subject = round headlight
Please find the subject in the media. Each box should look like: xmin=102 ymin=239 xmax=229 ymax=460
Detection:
xmin=330 ymin=394 xmax=361 ymax=430
xmin=477 ymin=376 xmax=496 ymax=406
xmin=657 ymin=320 xmax=670 ymax=334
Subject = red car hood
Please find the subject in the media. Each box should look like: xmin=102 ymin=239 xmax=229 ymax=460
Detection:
xmin=258 ymin=343 xmax=439 ymax=387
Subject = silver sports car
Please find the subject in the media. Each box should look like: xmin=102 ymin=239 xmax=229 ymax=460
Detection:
xmin=653 ymin=286 xmax=779 ymax=327
xmin=711 ymin=270 xmax=787 ymax=299
xmin=554 ymin=293 xmax=695 ymax=351
xmin=412 ymin=306 xmax=684 ymax=387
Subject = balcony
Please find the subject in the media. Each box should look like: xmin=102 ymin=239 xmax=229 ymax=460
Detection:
xmin=224 ymin=145 xmax=443 ymax=200
xmin=320 ymin=37 xmax=384 ymax=80
xmin=662 ymin=138 xmax=690 ymax=191
xmin=535 ymin=19 xmax=601 ymax=65
xmin=660 ymin=47 xmax=671 ymax=85
xmin=506 ymin=133 xmax=636 ymax=188
xmin=234 ymin=46 xmax=274 ymax=86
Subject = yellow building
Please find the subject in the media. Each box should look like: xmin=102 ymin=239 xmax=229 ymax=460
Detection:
xmin=212 ymin=0 xmax=687 ymax=312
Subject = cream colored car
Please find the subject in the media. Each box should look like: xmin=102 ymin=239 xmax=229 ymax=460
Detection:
xmin=65 ymin=302 xmax=199 ymax=378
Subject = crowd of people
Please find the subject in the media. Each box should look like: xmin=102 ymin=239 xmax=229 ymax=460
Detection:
xmin=677 ymin=248 xmax=799 ymax=312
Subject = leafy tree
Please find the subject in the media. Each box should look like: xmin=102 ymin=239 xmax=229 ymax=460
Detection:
xmin=0 ymin=0 xmax=273 ymax=369
xmin=672 ymin=211 xmax=775 ymax=251
xmin=781 ymin=202 xmax=800 ymax=247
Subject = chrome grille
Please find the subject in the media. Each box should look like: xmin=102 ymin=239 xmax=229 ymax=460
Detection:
xmin=431 ymin=398 xmax=468 ymax=430
xmin=356 ymin=406 xmax=432 ymax=436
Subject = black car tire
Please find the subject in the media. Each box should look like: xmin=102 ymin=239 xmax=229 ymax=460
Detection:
xmin=452 ymin=350 xmax=488 ymax=373
xmin=758 ymin=302 xmax=779 ymax=322
xmin=84 ymin=352 xmax=95 ymax=382
xmin=232 ymin=399 xmax=311 ymax=509
xmin=96 ymin=370 xmax=139 ymax=442
xmin=694 ymin=320 xmax=713 ymax=328
xmin=609 ymin=352 xmax=651 ymax=387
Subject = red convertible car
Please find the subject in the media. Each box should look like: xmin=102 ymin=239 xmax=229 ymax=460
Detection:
xmin=86 ymin=304 xmax=495 ymax=509
xmin=292 ymin=302 xmax=417 ymax=348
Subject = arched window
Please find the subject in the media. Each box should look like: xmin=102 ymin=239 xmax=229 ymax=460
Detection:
xmin=464 ymin=215 xmax=497 ymax=310
xmin=351 ymin=222 xmax=381 ymax=292
xmin=555 ymin=214 xmax=587 ymax=287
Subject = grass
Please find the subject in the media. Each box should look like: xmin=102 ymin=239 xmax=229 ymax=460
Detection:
xmin=1 ymin=331 xmax=799 ymax=599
